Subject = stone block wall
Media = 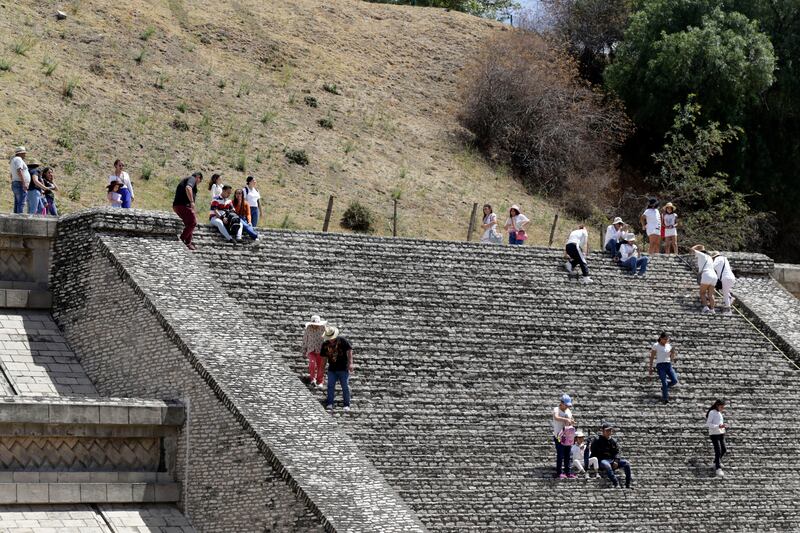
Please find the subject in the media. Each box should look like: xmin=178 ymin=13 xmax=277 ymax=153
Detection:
xmin=0 ymin=214 xmax=56 ymax=308
xmin=773 ymin=263 xmax=800 ymax=298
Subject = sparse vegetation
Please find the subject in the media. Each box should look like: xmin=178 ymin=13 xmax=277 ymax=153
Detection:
xmin=139 ymin=26 xmax=156 ymax=41
xmin=154 ymin=74 xmax=166 ymax=89
xmin=323 ymin=83 xmax=341 ymax=95
xmin=279 ymin=64 xmax=294 ymax=87
xmin=41 ymin=57 xmax=58 ymax=76
xmin=285 ymin=149 xmax=309 ymax=166
xmin=236 ymin=83 xmax=251 ymax=98
xmin=177 ymin=102 xmax=188 ymax=113
xmin=343 ymin=139 xmax=356 ymax=154
xmin=318 ymin=116 xmax=334 ymax=129
xmin=171 ymin=118 xmax=189 ymax=131
xmin=62 ymin=78 xmax=79 ymax=98
xmin=11 ymin=36 xmax=36 ymax=56
xmin=141 ymin=162 xmax=154 ymax=181
xmin=304 ymin=96 xmax=318 ymax=108
xmin=67 ymin=181 xmax=81 ymax=201
xmin=234 ymin=153 xmax=246 ymax=172
xmin=0 ymin=58 xmax=10 ymax=72
xmin=217 ymin=79 xmax=226 ymax=89
xmin=279 ymin=214 xmax=294 ymax=229
xmin=134 ymin=50 xmax=146 ymax=64
xmin=260 ymin=110 xmax=277 ymax=125
xmin=340 ymin=201 xmax=375 ymax=233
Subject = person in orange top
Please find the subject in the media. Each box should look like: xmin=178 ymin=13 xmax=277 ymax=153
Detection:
xmin=232 ymin=188 xmax=259 ymax=241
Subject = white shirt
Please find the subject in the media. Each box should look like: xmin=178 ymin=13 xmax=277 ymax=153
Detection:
xmin=693 ymin=250 xmax=716 ymax=276
xmin=211 ymin=183 xmax=223 ymax=199
xmin=713 ymin=256 xmax=736 ymax=281
xmin=108 ymin=172 xmax=134 ymax=196
xmin=10 ymin=156 xmax=30 ymax=186
xmin=619 ymin=243 xmax=638 ymax=262
xmin=505 ymin=213 xmax=529 ymax=231
xmin=244 ymin=186 xmax=261 ymax=207
xmin=481 ymin=213 xmax=498 ymax=242
xmin=643 ymin=207 xmax=661 ymax=235
xmin=552 ymin=406 xmax=572 ymax=438
xmin=605 ymin=225 xmax=622 ymax=246
xmin=652 ymin=342 xmax=673 ymax=364
xmin=566 ymin=228 xmax=588 ymax=248
xmin=570 ymin=442 xmax=585 ymax=463
xmin=706 ymin=410 xmax=725 ymax=435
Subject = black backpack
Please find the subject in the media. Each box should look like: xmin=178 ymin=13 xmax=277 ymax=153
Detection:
xmin=223 ymin=210 xmax=241 ymax=236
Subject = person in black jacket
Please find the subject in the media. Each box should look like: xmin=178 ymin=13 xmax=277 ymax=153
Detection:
xmin=591 ymin=422 xmax=633 ymax=488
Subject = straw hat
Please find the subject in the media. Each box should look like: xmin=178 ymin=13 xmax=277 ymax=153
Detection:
xmin=664 ymin=202 xmax=676 ymax=212
xmin=509 ymin=204 xmax=521 ymax=214
xmin=305 ymin=315 xmax=327 ymax=328
xmin=575 ymin=429 xmax=585 ymax=438
xmin=612 ymin=217 xmax=624 ymax=225
xmin=322 ymin=326 xmax=339 ymax=341
xmin=710 ymin=251 xmax=721 ymax=259
xmin=14 ymin=146 xmax=26 ymax=155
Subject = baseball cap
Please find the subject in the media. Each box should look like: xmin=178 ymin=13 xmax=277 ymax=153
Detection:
xmin=560 ymin=394 xmax=573 ymax=407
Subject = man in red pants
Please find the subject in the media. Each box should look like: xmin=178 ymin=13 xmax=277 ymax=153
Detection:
xmin=172 ymin=172 xmax=203 ymax=250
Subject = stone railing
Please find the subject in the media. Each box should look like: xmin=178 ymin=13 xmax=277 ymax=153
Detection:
xmin=0 ymin=214 xmax=56 ymax=308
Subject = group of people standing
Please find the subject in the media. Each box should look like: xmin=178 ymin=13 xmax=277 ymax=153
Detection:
xmin=9 ymin=146 xmax=59 ymax=215
xmin=301 ymin=315 xmax=354 ymax=413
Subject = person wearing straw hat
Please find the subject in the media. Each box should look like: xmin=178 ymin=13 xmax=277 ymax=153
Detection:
xmin=9 ymin=146 xmax=30 ymax=214
xmin=301 ymin=315 xmax=328 ymax=389
xmin=639 ymin=198 xmax=662 ymax=255
xmin=604 ymin=217 xmax=626 ymax=259
xmin=321 ymin=326 xmax=354 ymax=413
xmin=504 ymin=204 xmax=530 ymax=246
xmin=711 ymin=251 xmax=736 ymax=314
xmin=662 ymin=202 xmax=678 ymax=254
xmin=691 ymin=244 xmax=718 ymax=313
xmin=619 ymin=232 xmax=649 ymax=278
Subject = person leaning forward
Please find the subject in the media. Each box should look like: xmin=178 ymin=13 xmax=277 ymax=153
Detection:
xmin=321 ymin=326 xmax=353 ymax=414
xmin=173 ymin=172 xmax=203 ymax=251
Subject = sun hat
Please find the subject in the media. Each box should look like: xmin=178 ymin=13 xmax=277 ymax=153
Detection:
xmin=664 ymin=202 xmax=676 ymax=212
xmin=622 ymin=232 xmax=636 ymax=242
xmin=575 ymin=429 xmax=585 ymax=438
xmin=26 ymin=158 xmax=41 ymax=168
xmin=612 ymin=217 xmax=624 ymax=225
xmin=509 ymin=204 xmax=521 ymax=214
xmin=322 ymin=326 xmax=339 ymax=341
xmin=305 ymin=315 xmax=327 ymax=328
xmin=710 ymin=251 xmax=721 ymax=259
xmin=14 ymin=146 xmax=26 ymax=155
xmin=560 ymin=394 xmax=573 ymax=407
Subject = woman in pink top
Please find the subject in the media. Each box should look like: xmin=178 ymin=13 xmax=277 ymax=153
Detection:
xmin=302 ymin=315 xmax=328 ymax=389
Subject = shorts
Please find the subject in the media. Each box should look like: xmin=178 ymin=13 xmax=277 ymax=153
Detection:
xmin=701 ymin=272 xmax=719 ymax=286
xmin=664 ymin=228 xmax=677 ymax=237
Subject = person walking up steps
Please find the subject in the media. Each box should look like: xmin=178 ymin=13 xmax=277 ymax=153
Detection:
xmin=706 ymin=399 xmax=728 ymax=478
xmin=691 ymin=244 xmax=718 ymax=313
xmin=321 ymin=326 xmax=353 ymax=413
xmin=302 ymin=315 xmax=327 ymax=390
xmin=565 ymin=225 xmax=592 ymax=284
xmin=552 ymin=394 xmax=576 ymax=479
xmin=649 ymin=332 xmax=679 ymax=404
xmin=711 ymin=251 xmax=736 ymax=314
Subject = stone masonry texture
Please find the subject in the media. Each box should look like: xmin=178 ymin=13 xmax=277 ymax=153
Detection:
xmin=49 ymin=208 xmax=800 ymax=532
xmin=49 ymin=209 xmax=424 ymax=533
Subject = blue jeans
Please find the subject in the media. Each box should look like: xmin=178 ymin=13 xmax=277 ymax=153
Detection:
xmin=250 ymin=206 xmax=259 ymax=228
xmin=508 ymin=231 xmax=523 ymax=245
xmin=656 ymin=362 xmax=678 ymax=401
xmin=327 ymin=370 xmax=350 ymax=407
xmin=605 ymin=240 xmax=619 ymax=258
xmin=12 ymin=181 xmax=27 ymax=213
xmin=554 ymin=437 xmax=571 ymax=475
xmin=27 ymin=189 xmax=42 ymax=214
xmin=45 ymin=197 xmax=58 ymax=216
xmin=120 ymin=187 xmax=132 ymax=208
xmin=622 ymin=256 xmax=649 ymax=275
xmin=600 ymin=458 xmax=632 ymax=487
xmin=241 ymin=220 xmax=258 ymax=240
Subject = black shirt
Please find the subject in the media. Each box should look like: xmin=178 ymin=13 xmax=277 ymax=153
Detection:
xmin=321 ymin=337 xmax=352 ymax=372
xmin=173 ymin=176 xmax=198 ymax=207
xmin=590 ymin=435 xmax=620 ymax=462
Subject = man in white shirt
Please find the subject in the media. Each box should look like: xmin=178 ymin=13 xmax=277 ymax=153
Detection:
xmin=648 ymin=332 xmax=678 ymax=404
xmin=9 ymin=146 xmax=30 ymax=214
xmin=604 ymin=217 xmax=626 ymax=259
xmin=619 ymin=233 xmax=649 ymax=277
xmin=564 ymin=225 xmax=592 ymax=284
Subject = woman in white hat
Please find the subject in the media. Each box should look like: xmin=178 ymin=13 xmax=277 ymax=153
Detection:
xmin=604 ymin=217 xmax=626 ymax=258
xmin=662 ymin=203 xmax=678 ymax=254
xmin=504 ymin=205 xmax=530 ymax=246
xmin=711 ymin=251 xmax=736 ymax=314
xmin=691 ymin=245 xmax=718 ymax=313
xmin=301 ymin=315 xmax=328 ymax=389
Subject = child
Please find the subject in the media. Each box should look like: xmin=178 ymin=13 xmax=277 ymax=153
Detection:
xmin=107 ymin=181 xmax=123 ymax=208
xmin=706 ymin=399 xmax=728 ymax=478
xmin=570 ymin=429 xmax=598 ymax=479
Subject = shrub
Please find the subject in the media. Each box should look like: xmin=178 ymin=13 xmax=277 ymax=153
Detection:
xmin=177 ymin=102 xmax=187 ymax=113
xmin=67 ymin=181 xmax=81 ymax=201
xmin=340 ymin=201 xmax=374 ymax=233
xmin=318 ymin=117 xmax=333 ymax=129
xmin=260 ymin=110 xmax=277 ymax=125
xmin=11 ymin=37 xmax=36 ymax=56
xmin=141 ymin=162 xmax=154 ymax=180
xmin=459 ymin=31 xmax=630 ymax=205
xmin=323 ymin=82 xmax=340 ymax=95
xmin=134 ymin=50 xmax=145 ymax=64
xmin=140 ymin=26 xmax=156 ymax=41
xmin=0 ymin=58 xmax=10 ymax=72
xmin=217 ymin=79 xmax=226 ymax=89
xmin=41 ymin=57 xmax=57 ymax=76
xmin=154 ymin=75 xmax=166 ymax=89
xmin=171 ymin=118 xmax=189 ymax=131
xmin=236 ymin=82 xmax=251 ymax=98
xmin=234 ymin=154 xmax=246 ymax=172
xmin=304 ymin=95 xmax=318 ymax=108
xmin=62 ymin=77 xmax=79 ymax=98
xmin=285 ymin=149 xmax=309 ymax=166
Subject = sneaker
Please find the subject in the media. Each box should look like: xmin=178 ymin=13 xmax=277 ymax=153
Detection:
xmin=566 ymin=473 xmax=577 ymax=479
xmin=584 ymin=473 xmax=590 ymax=480
xmin=580 ymin=276 xmax=593 ymax=284
xmin=185 ymin=242 xmax=197 ymax=251
xmin=611 ymin=480 xmax=620 ymax=488
xmin=559 ymin=474 xmax=567 ymax=479
xmin=326 ymin=404 xmax=333 ymax=413
xmin=710 ymin=308 xmax=717 ymax=314
xmin=565 ymin=261 xmax=573 ymax=273
xmin=638 ymin=273 xmax=646 ymax=279
xmin=702 ymin=306 xmax=712 ymax=313
xmin=632 ymin=272 xmax=638 ymax=278
xmin=343 ymin=406 xmax=351 ymax=413
xmin=715 ymin=468 xmax=725 ymax=478
xmin=316 ymin=382 xmax=324 ymax=390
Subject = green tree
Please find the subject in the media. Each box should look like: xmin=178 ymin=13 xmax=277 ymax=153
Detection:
xmin=605 ymin=1 xmax=776 ymax=136
xmin=364 ymin=0 xmax=519 ymax=18
xmin=648 ymin=97 xmax=769 ymax=251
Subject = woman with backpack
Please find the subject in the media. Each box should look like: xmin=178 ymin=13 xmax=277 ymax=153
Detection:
xmin=553 ymin=394 xmax=576 ymax=479
xmin=480 ymin=204 xmax=501 ymax=244
xmin=706 ymin=399 xmax=728 ymax=477
xmin=712 ymin=251 xmax=736 ymax=314
xmin=691 ymin=244 xmax=718 ymax=313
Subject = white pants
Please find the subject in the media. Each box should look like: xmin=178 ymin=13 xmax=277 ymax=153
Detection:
xmin=720 ymin=278 xmax=735 ymax=307
xmin=572 ymin=457 xmax=598 ymax=473
xmin=210 ymin=217 xmax=242 ymax=241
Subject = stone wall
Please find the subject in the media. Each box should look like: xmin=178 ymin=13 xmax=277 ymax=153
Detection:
xmin=0 ymin=215 xmax=55 ymax=308
xmin=773 ymin=263 xmax=800 ymax=298
xmin=49 ymin=209 xmax=425 ymax=533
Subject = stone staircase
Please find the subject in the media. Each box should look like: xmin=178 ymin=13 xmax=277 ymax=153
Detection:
xmin=189 ymin=228 xmax=800 ymax=531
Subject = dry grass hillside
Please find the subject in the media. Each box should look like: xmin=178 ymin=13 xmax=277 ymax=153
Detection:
xmin=0 ymin=0 xmax=592 ymax=245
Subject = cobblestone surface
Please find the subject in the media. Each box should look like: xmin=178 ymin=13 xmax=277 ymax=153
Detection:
xmin=0 ymin=311 xmax=97 ymax=397
xmin=733 ymin=276 xmax=800 ymax=363
xmin=0 ymin=503 xmax=195 ymax=532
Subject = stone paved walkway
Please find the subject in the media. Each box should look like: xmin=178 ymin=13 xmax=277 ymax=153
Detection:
xmin=0 ymin=311 xmax=97 ymax=397
xmin=0 ymin=504 xmax=195 ymax=532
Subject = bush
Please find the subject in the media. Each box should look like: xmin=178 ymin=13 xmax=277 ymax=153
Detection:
xmin=459 ymin=31 xmax=630 ymax=205
xmin=340 ymin=201 xmax=374 ymax=233
xmin=62 ymin=78 xmax=79 ymax=98
xmin=323 ymin=83 xmax=341 ymax=95
xmin=41 ymin=57 xmax=57 ymax=76
xmin=318 ymin=117 xmax=333 ymax=129
xmin=285 ymin=149 xmax=309 ymax=166
xmin=170 ymin=118 xmax=189 ymax=131
xmin=0 ymin=58 xmax=9 ymax=72
xmin=304 ymin=95 xmax=318 ymax=108
xmin=140 ymin=26 xmax=156 ymax=41
xmin=141 ymin=162 xmax=154 ymax=180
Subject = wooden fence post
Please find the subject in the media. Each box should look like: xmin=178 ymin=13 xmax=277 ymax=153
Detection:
xmin=322 ymin=195 xmax=334 ymax=232
xmin=466 ymin=202 xmax=478 ymax=241
xmin=392 ymin=199 xmax=398 ymax=237
xmin=598 ymin=226 xmax=604 ymax=252
xmin=548 ymin=212 xmax=559 ymax=247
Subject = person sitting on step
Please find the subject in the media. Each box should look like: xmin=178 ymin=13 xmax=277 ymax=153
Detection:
xmin=232 ymin=188 xmax=259 ymax=241
xmin=209 ymin=185 xmax=243 ymax=243
xmin=619 ymin=233 xmax=649 ymax=277
xmin=571 ymin=429 xmax=599 ymax=479
xmin=604 ymin=217 xmax=626 ymax=260
xmin=591 ymin=422 xmax=632 ymax=489
xmin=564 ymin=225 xmax=592 ymax=284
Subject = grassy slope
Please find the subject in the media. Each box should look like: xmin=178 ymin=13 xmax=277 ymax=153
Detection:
xmin=0 ymin=0 xmax=594 ymax=246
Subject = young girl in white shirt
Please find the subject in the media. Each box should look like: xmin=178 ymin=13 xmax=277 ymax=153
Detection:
xmin=706 ymin=399 xmax=728 ymax=477
xmin=662 ymin=202 xmax=678 ymax=254
xmin=480 ymin=204 xmax=501 ymax=244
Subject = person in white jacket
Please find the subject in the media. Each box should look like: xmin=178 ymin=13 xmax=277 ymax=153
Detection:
xmin=706 ymin=399 xmax=728 ymax=477
xmin=570 ymin=430 xmax=599 ymax=478
xmin=711 ymin=252 xmax=736 ymax=314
